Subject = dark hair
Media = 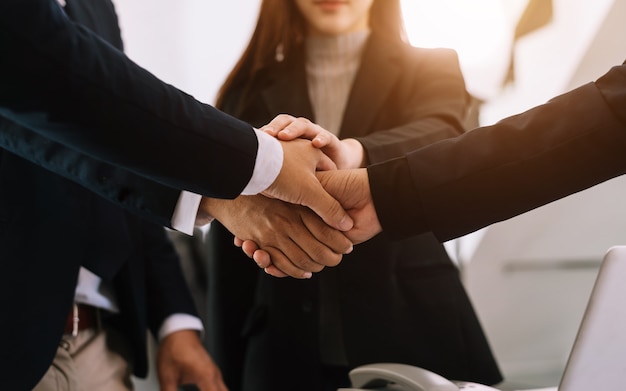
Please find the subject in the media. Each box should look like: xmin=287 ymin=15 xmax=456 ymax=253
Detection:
xmin=215 ymin=0 xmax=406 ymax=108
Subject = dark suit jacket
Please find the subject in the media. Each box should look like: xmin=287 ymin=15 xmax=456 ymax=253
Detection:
xmin=0 ymin=0 xmax=259 ymax=215
xmin=206 ymin=34 xmax=502 ymax=391
xmin=0 ymin=1 xmax=198 ymax=389
xmin=370 ymin=62 xmax=626 ymax=242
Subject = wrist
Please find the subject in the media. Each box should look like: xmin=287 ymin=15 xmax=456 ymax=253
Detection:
xmin=342 ymin=138 xmax=366 ymax=168
xmin=198 ymin=197 xmax=226 ymax=224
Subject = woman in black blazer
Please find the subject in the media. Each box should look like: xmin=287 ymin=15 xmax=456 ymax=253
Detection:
xmin=205 ymin=1 xmax=502 ymax=390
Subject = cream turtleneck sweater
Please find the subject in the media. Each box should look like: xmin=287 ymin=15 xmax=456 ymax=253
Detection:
xmin=305 ymin=30 xmax=370 ymax=135
xmin=305 ymin=29 xmax=372 ymax=369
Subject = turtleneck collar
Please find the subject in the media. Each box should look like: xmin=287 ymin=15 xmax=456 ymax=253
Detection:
xmin=305 ymin=29 xmax=371 ymax=67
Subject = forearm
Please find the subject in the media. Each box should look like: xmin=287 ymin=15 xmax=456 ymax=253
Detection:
xmin=0 ymin=119 xmax=180 ymax=227
xmin=356 ymin=115 xmax=464 ymax=165
xmin=1 ymin=0 xmax=258 ymax=198
xmin=371 ymin=78 xmax=626 ymax=242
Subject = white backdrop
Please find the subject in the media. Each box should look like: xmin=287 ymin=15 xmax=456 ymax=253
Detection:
xmin=113 ymin=0 xmax=261 ymax=104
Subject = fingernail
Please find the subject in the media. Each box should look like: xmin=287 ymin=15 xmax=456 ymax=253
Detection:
xmin=344 ymin=245 xmax=353 ymax=254
xmin=303 ymin=272 xmax=312 ymax=279
xmin=262 ymin=126 xmax=275 ymax=134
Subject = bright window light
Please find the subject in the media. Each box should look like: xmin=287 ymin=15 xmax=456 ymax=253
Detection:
xmin=400 ymin=0 xmax=514 ymax=100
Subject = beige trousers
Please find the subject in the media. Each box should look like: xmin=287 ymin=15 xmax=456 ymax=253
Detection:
xmin=33 ymin=326 xmax=134 ymax=391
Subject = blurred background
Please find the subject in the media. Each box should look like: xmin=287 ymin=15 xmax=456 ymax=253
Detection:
xmin=111 ymin=0 xmax=626 ymax=389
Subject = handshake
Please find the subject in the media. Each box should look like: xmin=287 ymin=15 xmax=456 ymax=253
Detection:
xmin=196 ymin=114 xmax=383 ymax=279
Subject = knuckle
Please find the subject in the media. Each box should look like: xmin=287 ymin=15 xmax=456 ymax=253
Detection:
xmin=297 ymin=256 xmax=324 ymax=273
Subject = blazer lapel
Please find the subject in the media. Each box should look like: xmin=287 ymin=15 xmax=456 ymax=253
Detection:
xmin=340 ymin=34 xmax=403 ymax=138
xmin=259 ymin=36 xmax=403 ymax=137
xmin=261 ymin=47 xmax=315 ymax=120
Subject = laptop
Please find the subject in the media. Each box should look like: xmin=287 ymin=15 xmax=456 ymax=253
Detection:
xmin=340 ymin=247 xmax=626 ymax=391
xmin=525 ymin=245 xmax=626 ymax=391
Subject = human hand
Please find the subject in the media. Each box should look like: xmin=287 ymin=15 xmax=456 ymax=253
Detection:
xmin=316 ymin=168 xmax=382 ymax=244
xmin=157 ymin=330 xmax=228 ymax=391
xmin=232 ymin=237 xmax=280 ymax=277
xmin=262 ymin=137 xmax=354 ymax=232
xmin=235 ymin=168 xmax=382 ymax=277
xmin=200 ymin=194 xmax=353 ymax=279
xmin=262 ymin=114 xmax=365 ymax=169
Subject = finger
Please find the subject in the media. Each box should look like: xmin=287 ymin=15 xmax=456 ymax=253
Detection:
xmin=283 ymin=210 xmax=350 ymax=267
xmin=311 ymin=131 xmax=333 ymax=148
xmin=291 ymin=235 xmax=344 ymax=268
xmin=251 ymin=248 xmax=271 ymax=268
xmin=276 ymin=117 xmax=325 ymax=141
xmin=260 ymin=114 xmax=295 ymax=136
xmin=300 ymin=210 xmax=353 ymax=256
xmin=302 ymin=182 xmax=354 ymax=232
xmin=274 ymin=238 xmax=326 ymax=274
xmin=264 ymin=265 xmax=289 ymax=278
xmin=263 ymin=246 xmax=315 ymax=279
xmin=316 ymin=152 xmax=337 ymax=171
xmin=235 ymin=238 xmax=259 ymax=259
xmin=245 ymin=232 xmax=319 ymax=272
xmin=241 ymin=240 xmax=260 ymax=259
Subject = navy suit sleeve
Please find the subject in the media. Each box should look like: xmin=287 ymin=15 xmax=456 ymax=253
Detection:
xmin=370 ymin=63 xmax=626 ymax=241
xmin=0 ymin=117 xmax=181 ymax=227
xmin=0 ymin=0 xmax=258 ymax=199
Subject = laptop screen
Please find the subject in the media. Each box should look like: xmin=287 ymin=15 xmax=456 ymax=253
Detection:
xmin=558 ymin=246 xmax=626 ymax=391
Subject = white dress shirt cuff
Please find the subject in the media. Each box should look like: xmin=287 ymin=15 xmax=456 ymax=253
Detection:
xmin=169 ymin=130 xmax=281 ymax=231
xmin=158 ymin=313 xmax=205 ymax=341
xmin=171 ymin=191 xmax=202 ymax=235
xmin=240 ymin=129 xmax=283 ymax=195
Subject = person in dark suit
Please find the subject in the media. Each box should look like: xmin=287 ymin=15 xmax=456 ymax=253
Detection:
xmin=1 ymin=1 xmax=225 ymax=390
xmin=251 ymin=62 xmax=626 ymax=251
xmin=0 ymin=0 xmax=355 ymax=277
xmin=205 ymin=1 xmax=501 ymax=390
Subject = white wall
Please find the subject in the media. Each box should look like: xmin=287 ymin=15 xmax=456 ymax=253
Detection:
xmin=480 ymin=0 xmax=617 ymax=125
xmin=112 ymin=0 xmax=261 ymax=104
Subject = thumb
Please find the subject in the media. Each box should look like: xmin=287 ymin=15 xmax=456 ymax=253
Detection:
xmin=316 ymin=153 xmax=337 ymax=171
xmin=302 ymin=181 xmax=353 ymax=231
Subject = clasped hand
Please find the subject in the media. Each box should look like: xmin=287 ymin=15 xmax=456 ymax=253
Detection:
xmin=225 ymin=114 xmax=383 ymax=278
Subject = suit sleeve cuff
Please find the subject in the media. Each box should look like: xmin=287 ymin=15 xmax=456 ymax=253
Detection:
xmin=368 ymin=157 xmax=429 ymax=239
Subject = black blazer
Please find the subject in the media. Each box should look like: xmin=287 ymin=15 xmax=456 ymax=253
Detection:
xmin=206 ymin=34 xmax=502 ymax=390
xmin=0 ymin=0 xmax=259 ymax=213
xmin=370 ymin=62 xmax=626 ymax=242
xmin=0 ymin=1 xmax=198 ymax=389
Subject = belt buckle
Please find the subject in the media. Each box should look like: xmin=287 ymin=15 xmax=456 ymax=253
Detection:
xmin=71 ymin=303 xmax=80 ymax=337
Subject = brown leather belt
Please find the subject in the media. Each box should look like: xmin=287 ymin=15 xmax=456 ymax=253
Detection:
xmin=64 ymin=303 xmax=99 ymax=336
